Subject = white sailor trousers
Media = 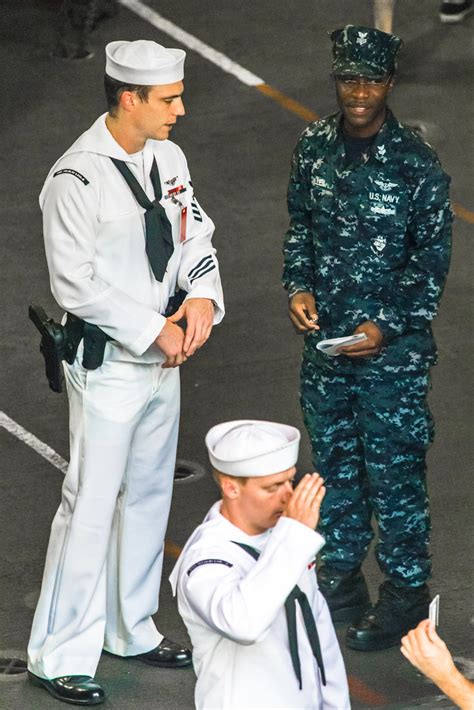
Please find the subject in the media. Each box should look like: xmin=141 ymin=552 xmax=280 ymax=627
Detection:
xmin=28 ymin=356 xmax=180 ymax=679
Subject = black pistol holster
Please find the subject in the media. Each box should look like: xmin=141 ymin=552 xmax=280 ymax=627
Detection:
xmin=29 ymin=304 xmax=111 ymax=393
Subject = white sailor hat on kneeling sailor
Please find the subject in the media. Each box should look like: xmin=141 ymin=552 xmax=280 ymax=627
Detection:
xmin=105 ymin=39 xmax=186 ymax=85
xmin=205 ymin=420 xmax=300 ymax=477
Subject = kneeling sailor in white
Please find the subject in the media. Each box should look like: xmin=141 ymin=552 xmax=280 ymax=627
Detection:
xmin=170 ymin=420 xmax=350 ymax=709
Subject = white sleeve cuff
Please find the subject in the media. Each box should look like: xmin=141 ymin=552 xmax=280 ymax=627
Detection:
xmin=272 ymin=516 xmax=326 ymax=559
xmin=130 ymin=312 xmax=167 ymax=356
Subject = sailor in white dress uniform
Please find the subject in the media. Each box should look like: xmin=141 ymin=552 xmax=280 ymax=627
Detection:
xmin=170 ymin=420 xmax=351 ymax=709
xmin=27 ymin=39 xmax=224 ymax=706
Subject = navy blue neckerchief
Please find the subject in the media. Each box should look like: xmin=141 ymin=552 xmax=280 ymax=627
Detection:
xmin=111 ymin=156 xmax=174 ymax=282
xmin=232 ymin=540 xmax=326 ymax=689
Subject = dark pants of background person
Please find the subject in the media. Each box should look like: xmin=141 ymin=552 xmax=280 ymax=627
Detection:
xmin=301 ymin=360 xmax=434 ymax=588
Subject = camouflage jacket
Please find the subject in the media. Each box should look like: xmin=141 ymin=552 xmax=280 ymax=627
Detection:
xmin=282 ymin=109 xmax=452 ymax=374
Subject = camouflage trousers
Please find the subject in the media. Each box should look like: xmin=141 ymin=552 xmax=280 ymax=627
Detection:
xmin=301 ymin=360 xmax=434 ymax=587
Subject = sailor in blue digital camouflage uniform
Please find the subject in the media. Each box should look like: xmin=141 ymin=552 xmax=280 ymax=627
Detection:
xmin=282 ymin=25 xmax=452 ymax=651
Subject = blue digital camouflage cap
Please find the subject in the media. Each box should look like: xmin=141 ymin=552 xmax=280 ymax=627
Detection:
xmin=331 ymin=25 xmax=403 ymax=78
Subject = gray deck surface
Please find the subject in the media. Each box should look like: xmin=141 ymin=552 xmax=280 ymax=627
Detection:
xmin=0 ymin=1 xmax=473 ymax=708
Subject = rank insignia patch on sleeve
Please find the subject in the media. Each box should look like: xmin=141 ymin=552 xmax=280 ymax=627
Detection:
xmin=191 ymin=198 xmax=203 ymax=222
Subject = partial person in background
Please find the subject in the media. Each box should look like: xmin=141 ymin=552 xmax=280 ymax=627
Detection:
xmin=372 ymin=0 xmax=473 ymax=33
xmin=170 ymin=420 xmax=350 ymax=709
xmin=439 ymin=0 xmax=473 ymax=22
xmin=283 ymin=26 xmax=452 ymax=652
xmin=27 ymin=39 xmax=224 ymax=706
xmin=372 ymin=0 xmax=396 ymax=34
xmin=54 ymin=0 xmax=119 ymax=59
xmin=401 ymin=620 xmax=474 ymax=709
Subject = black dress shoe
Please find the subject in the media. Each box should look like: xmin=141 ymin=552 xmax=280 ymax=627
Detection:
xmin=27 ymin=672 xmax=105 ymax=705
xmin=132 ymin=638 xmax=192 ymax=668
xmin=346 ymin=580 xmax=431 ymax=651
xmin=318 ymin=565 xmax=370 ymax=623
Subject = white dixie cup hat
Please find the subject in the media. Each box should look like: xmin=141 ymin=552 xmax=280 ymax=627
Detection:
xmin=105 ymin=39 xmax=186 ymax=85
xmin=205 ymin=420 xmax=301 ymax=477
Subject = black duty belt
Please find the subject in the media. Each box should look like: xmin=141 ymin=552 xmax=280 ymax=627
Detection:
xmin=29 ymin=305 xmax=112 ymax=392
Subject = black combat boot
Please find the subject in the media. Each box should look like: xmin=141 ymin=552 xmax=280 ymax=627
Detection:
xmin=346 ymin=580 xmax=431 ymax=651
xmin=317 ymin=566 xmax=371 ymax=623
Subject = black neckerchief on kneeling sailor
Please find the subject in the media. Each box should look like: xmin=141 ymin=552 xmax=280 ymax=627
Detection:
xmin=232 ymin=541 xmax=326 ymax=690
xmin=111 ymin=156 xmax=174 ymax=282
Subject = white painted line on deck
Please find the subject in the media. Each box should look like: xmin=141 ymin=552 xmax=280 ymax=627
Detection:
xmin=118 ymin=0 xmax=264 ymax=86
xmin=0 ymin=410 xmax=68 ymax=474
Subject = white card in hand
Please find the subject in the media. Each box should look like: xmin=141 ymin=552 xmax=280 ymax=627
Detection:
xmin=316 ymin=333 xmax=368 ymax=357
xmin=429 ymin=594 xmax=440 ymax=626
